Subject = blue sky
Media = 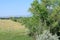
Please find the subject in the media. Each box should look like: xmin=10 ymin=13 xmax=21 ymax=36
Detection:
xmin=0 ymin=0 xmax=33 ymax=17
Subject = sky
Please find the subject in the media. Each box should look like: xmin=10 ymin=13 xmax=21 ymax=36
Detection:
xmin=0 ymin=0 xmax=33 ymax=17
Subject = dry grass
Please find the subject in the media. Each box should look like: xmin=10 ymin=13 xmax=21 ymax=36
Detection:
xmin=0 ymin=19 xmax=28 ymax=33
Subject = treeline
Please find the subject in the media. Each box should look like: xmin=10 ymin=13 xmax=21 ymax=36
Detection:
xmin=0 ymin=17 xmax=20 ymax=19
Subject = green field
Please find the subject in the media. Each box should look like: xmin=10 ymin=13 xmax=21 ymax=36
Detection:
xmin=0 ymin=19 xmax=33 ymax=40
xmin=0 ymin=32 xmax=33 ymax=40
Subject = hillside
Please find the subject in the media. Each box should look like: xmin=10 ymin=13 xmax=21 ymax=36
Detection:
xmin=0 ymin=19 xmax=32 ymax=40
xmin=0 ymin=19 xmax=28 ymax=33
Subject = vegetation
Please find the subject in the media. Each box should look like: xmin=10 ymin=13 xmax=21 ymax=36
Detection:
xmin=36 ymin=30 xmax=59 ymax=40
xmin=0 ymin=19 xmax=33 ymax=40
xmin=0 ymin=0 xmax=60 ymax=40
xmin=0 ymin=31 xmax=33 ymax=40
xmin=11 ymin=0 xmax=60 ymax=40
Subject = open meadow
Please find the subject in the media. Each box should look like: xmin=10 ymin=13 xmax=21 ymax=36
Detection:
xmin=0 ymin=19 xmax=33 ymax=40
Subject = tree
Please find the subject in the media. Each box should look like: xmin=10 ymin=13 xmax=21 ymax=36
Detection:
xmin=11 ymin=0 xmax=60 ymax=40
xmin=28 ymin=0 xmax=60 ymax=40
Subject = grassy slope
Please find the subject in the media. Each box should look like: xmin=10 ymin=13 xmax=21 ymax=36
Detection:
xmin=0 ymin=19 xmax=32 ymax=40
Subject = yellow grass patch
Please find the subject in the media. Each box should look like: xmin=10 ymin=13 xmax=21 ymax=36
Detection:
xmin=0 ymin=19 xmax=28 ymax=33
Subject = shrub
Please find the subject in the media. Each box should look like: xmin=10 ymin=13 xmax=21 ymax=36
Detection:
xmin=36 ymin=30 xmax=59 ymax=40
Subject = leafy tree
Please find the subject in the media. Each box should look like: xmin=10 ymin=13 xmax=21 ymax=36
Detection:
xmin=28 ymin=0 xmax=60 ymax=40
xmin=11 ymin=0 xmax=60 ymax=40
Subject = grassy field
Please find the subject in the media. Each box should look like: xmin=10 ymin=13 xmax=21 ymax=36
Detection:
xmin=0 ymin=19 xmax=33 ymax=40
xmin=0 ymin=32 xmax=33 ymax=40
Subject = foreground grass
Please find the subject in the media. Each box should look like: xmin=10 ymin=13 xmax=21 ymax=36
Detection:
xmin=0 ymin=32 xmax=33 ymax=40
